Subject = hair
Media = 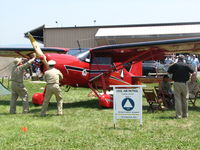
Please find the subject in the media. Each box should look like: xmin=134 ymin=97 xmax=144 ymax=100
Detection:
xmin=178 ymin=57 xmax=184 ymax=61
xmin=49 ymin=64 xmax=55 ymax=67
xmin=178 ymin=55 xmax=185 ymax=62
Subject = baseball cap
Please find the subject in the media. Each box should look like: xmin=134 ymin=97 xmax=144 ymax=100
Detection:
xmin=47 ymin=60 xmax=56 ymax=66
xmin=13 ymin=58 xmax=22 ymax=65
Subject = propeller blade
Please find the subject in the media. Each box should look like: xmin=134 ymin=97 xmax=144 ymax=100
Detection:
xmin=28 ymin=33 xmax=48 ymax=67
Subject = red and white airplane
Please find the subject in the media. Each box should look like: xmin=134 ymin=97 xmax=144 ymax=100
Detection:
xmin=1 ymin=33 xmax=200 ymax=107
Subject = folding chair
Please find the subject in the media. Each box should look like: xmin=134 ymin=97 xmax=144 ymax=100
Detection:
xmin=143 ymin=88 xmax=164 ymax=112
xmin=188 ymin=91 xmax=200 ymax=107
xmin=154 ymin=86 xmax=159 ymax=96
xmin=154 ymin=86 xmax=174 ymax=108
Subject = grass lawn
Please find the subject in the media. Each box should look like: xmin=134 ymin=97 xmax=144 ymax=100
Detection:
xmin=0 ymin=80 xmax=200 ymax=150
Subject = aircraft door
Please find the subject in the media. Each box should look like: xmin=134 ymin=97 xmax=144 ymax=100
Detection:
xmin=89 ymin=56 xmax=112 ymax=81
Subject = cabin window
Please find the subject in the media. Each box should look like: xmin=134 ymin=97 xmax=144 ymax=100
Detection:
xmin=92 ymin=57 xmax=112 ymax=65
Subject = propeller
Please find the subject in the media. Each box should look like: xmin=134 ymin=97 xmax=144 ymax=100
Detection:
xmin=28 ymin=33 xmax=49 ymax=67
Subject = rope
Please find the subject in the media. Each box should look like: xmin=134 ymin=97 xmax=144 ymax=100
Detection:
xmin=0 ymin=62 xmax=14 ymax=78
xmin=0 ymin=62 xmax=13 ymax=72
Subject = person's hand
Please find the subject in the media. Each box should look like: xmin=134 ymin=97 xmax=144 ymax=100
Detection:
xmin=22 ymin=58 xmax=28 ymax=62
xmin=29 ymin=55 xmax=36 ymax=63
xmin=30 ymin=53 xmax=36 ymax=59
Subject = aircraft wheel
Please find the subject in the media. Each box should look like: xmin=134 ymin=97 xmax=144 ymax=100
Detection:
xmin=32 ymin=93 xmax=44 ymax=106
xmin=99 ymin=94 xmax=113 ymax=108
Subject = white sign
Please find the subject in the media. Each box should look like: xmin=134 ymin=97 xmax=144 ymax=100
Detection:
xmin=111 ymin=85 xmax=146 ymax=127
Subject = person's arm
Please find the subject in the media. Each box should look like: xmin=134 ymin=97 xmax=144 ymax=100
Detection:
xmin=18 ymin=57 xmax=35 ymax=71
xmin=167 ymin=64 xmax=175 ymax=74
xmin=58 ymin=70 xmax=63 ymax=81
xmin=43 ymin=72 xmax=47 ymax=82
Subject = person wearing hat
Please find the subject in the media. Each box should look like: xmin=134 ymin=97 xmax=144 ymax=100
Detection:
xmin=10 ymin=55 xmax=36 ymax=114
xmin=191 ymin=55 xmax=199 ymax=73
xmin=158 ymin=75 xmax=174 ymax=108
xmin=168 ymin=54 xmax=194 ymax=119
xmin=40 ymin=60 xmax=63 ymax=116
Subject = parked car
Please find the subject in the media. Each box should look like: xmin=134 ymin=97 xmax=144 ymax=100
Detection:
xmin=142 ymin=60 xmax=167 ymax=76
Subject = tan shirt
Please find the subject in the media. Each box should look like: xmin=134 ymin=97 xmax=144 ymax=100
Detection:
xmin=44 ymin=67 xmax=63 ymax=84
xmin=11 ymin=61 xmax=31 ymax=83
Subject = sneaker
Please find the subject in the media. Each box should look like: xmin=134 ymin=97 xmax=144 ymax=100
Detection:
xmin=161 ymin=106 xmax=168 ymax=110
xmin=176 ymin=115 xmax=182 ymax=119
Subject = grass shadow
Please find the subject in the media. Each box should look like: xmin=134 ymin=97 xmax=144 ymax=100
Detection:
xmin=0 ymin=100 xmax=22 ymax=106
xmin=0 ymin=113 xmax=13 ymax=115
xmin=29 ymin=108 xmax=41 ymax=113
xmin=63 ymin=99 xmax=99 ymax=109
xmin=142 ymin=105 xmax=150 ymax=111
xmin=30 ymin=99 xmax=101 ymax=112
xmin=0 ymin=98 xmax=100 ymax=108
xmin=0 ymin=99 xmax=109 ymax=114
xmin=158 ymin=116 xmax=176 ymax=120
xmin=188 ymin=105 xmax=200 ymax=111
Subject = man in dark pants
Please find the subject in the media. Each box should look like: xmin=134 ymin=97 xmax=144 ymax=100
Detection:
xmin=168 ymin=55 xmax=194 ymax=119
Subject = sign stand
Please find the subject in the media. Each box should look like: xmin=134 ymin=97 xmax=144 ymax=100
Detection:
xmin=111 ymin=85 xmax=146 ymax=128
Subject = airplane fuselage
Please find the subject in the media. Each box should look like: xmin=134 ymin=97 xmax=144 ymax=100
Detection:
xmin=44 ymin=52 xmax=136 ymax=89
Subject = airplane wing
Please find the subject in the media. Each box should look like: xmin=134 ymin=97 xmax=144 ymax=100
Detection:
xmin=90 ymin=37 xmax=200 ymax=64
xmin=0 ymin=47 xmax=68 ymax=57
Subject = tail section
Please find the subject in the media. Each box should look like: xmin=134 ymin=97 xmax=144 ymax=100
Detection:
xmin=129 ymin=61 xmax=142 ymax=76
xmin=129 ymin=61 xmax=142 ymax=85
xmin=130 ymin=61 xmax=164 ymax=84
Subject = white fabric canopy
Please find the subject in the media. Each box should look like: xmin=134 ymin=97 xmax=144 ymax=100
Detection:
xmin=96 ymin=25 xmax=200 ymax=37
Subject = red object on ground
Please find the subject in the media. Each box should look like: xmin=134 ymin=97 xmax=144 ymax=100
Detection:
xmin=99 ymin=94 xmax=113 ymax=108
xmin=22 ymin=127 xmax=28 ymax=133
xmin=32 ymin=93 xmax=44 ymax=105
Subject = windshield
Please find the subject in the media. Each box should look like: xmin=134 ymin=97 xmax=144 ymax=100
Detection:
xmin=75 ymin=50 xmax=90 ymax=62
xmin=67 ymin=48 xmax=89 ymax=56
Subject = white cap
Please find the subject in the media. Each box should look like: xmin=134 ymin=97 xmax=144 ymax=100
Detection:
xmin=48 ymin=60 xmax=56 ymax=66
xmin=13 ymin=58 xmax=22 ymax=65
